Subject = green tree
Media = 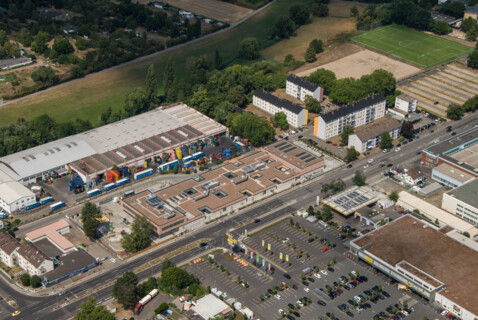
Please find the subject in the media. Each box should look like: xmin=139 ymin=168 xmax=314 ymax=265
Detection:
xmin=70 ymin=65 xmax=83 ymax=79
xmin=121 ymin=216 xmax=154 ymax=253
xmin=389 ymin=191 xmax=399 ymax=202
xmin=113 ymin=272 xmax=139 ymax=310
xmin=304 ymin=47 xmax=317 ymax=62
xmin=30 ymin=275 xmax=41 ymax=288
xmin=352 ymin=170 xmax=366 ymax=186
xmin=466 ymin=28 xmax=478 ymax=41
xmin=270 ymin=16 xmax=296 ymax=39
xmin=447 ymin=103 xmax=464 ymax=120
xmin=227 ymin=85 xmax=246 ymax=106
xmin=345 ymin=147 xmax=360 ymax=162
xmin=53 ymin=38 xmax=74 ymax=55
xmin=283 ymin=54 xmax=296 ymax=69
xmin=124 ymin=87 xmax=150 ymax=117
xmin=145 ymin=64 xmax=158 ymax=102
xmin=439 ymin=1 xmax=465 ymax=18
xmin=17 ymin=28 xmax=33 ymax=47
xmin=159 ymin=267 xmax=198 ymax=294
xmin=0 ymin=30 xmax=6 ymax=46
xmin=81 ymin=202 xmax=102 ymax=240
xmin=239 ymin=38 xmax=260 ymax=60
xmin=309 ymin=39 xmax=324 ymax=54
xmin=74 ymin=297 xmax=115 ymax=320
xmin=401 ymin=121 xmax=414 ymax=139
xmin=432 ymin=20 xmax=451 ymax=35
xmin=312 ymin=3 xmax=329 ymax=17
xmin=351 ymin=6 xmax=359 ymax=17
xmin=20 ymin=273 xmax=30 ymax=286
xmin=340 ymin=126 xmax=354 ymax=145
xmin=463 ymin=95 xmax=478 ymax=112
xmin=290 ymin=4 xmax=310 ymax=25
xmin=308 ymin=68 xmax=336 ymax=94
xmin=380 ymin=131 xmax=393 ymax=149
xmin=162 ymin=259 xmax=176 ymax=272
xmin=31 ymin=31 xmax=50 ymax=54
xmin=272 ymin=112 xmax=289 ymax=130
xmin=227 ymin=113 xmax=275 ymax=146
xmin=463 ymin=231 xmax=471 ymax=238
xmin=468 ymin=50 xmax=478 ymax=69
xmin=31 ymin=66 xmax=59 ymax=86
xmin=305 ymin=96 xmax=321 ymax=113
xmin=213 ymin=101 xmax=235 ymax=124
xmin=155 ymin=302 xmax=169 ymax=314
xmin=164 ymin=58 xmax=176 ymax=100
xmin=214 ymin=50 xmax=222 ymax=70
xmin=462 ymin=17 xmax=478 ymax=32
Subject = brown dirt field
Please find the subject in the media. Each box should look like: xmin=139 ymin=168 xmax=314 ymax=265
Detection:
xmin=163 ymin=0 xmax=252 ymax=23
xmin=298 ymin=49 xmax=421 ymax=81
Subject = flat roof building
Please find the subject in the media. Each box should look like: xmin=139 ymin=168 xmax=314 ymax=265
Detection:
xmin=442 ymin=178 xmax=478 ymax=226
xmin=0 ymin=170 xmax=35 ymax=214
xmin=0 ymin=103 xmax=227 ymax=184
xmin=121 ymin=141 xmax=325 ymax=238
xmin=351 ymin=215 xmax=478 ymax=320
xmin=252 ymin=89 xmax=308 ymax=128
xmin=322 ymin=186 xmax=381 ymax=216
xmin=192 ymin=294 xmax=232 ymax=320
xmin=25 ymin=220 xmax=75 ymax=253
xmin=314 ymin=94 xmax=386 ymax=140
xmin=432 ymin=163 xmax=474 ymax=187
xmin=422 ymin=126 xmax=478 ymax=186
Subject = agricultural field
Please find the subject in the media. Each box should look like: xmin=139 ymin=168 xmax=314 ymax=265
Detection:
xmin=218 ymin=0 xmax=271 ymax=10
xmin=351 ymin=24 xmax=473 ymax=68
xmin=0 ymin=0 xmax=308 ymax=126
xmin=261 ymin=0 xmax=369 ymax=63
xmin=298 ymin=49 xmax=421 ymax=81
xmin=163 ymin=0 xmax=252 ymax=23
xmin=398 ymin=63 xmax=478 ymax=118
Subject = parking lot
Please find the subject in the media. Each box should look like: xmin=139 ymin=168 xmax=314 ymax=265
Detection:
xmin=187 ymin=215 xmax=449 ymax=319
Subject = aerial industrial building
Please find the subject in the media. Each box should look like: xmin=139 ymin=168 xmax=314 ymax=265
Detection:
xmin=442 ymin=179 xmax=478 ymax=226
xmin=121 ymin=141 xmax=325 ymax=238
xmin=0 ymin=103 xmax=227 ymax=210
xmin=422 ymin=126 xmax=478 ymax=186
xmin=351 ymin=215 xmax=478 ymax=320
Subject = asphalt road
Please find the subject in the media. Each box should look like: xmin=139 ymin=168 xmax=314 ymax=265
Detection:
xmin=3 ymin=114 xmax=477 ymax=319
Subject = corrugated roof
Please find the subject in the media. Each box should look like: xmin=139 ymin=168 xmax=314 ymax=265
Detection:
xmin=287 ymin=74 xmax=319 ymax=92
xmin=253 ymin=89 xmax=304 ymax=115
xmin=320 ymin=93 xmax=385 ymax=123
xmin=354 ymin=118 xmax=401 ymax=142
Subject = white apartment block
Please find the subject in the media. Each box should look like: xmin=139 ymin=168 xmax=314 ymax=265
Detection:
xmin=348 ymin=118 xmax=401 ymax=153
xmin=253 ymin=89 xmax=308 ymax=128
xmin=395 ymin=94 xmax=417 ymax=114
xmin=286 ymin=74 xmax=323 ymax=102
xmin=0 ymin=232 xmax=19 ymax=268
xmin=314 ymin=94 xmax=386 ymax=140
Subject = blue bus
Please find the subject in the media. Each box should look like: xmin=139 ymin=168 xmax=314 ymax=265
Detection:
xmin=50 ymin=201 xmax=66 ymax=211
xmin=104 ymin=183 xmax=117 ymax=191
xmin=134 ymin=168 xmax=154 ymax=180
xmin=86 ymin=188 xmax=102 ymax=198
xmin=115 ymin=177 xmax=130 ymax=187
xmin=39 ymin=196 xmax=54 ymax=205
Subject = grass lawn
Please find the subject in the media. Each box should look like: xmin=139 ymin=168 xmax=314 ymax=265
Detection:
xmin=261 ymin=0 xmax=368 ymax=62
xmin=351 ymin=24 xmax=473 ymax=68
xmin=0 ymin=0 xmax=308 ymax=126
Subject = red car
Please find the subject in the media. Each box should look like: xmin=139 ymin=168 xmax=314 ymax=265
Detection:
xmin=292 ymin=285 xmax=298 ymax=290
xmin=332 ymin=143 xmax=338 ymax=146
xmin=337 ymin=288 xmax=343 ymax=294
xmin=322 ymin=247 xmax=329 ymax=252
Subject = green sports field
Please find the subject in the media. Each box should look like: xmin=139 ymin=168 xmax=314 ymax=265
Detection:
xmin=351 ymin=24 xmax=473 ymax=68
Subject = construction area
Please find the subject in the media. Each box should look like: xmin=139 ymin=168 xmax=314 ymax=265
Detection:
xmin=398 ymin=63 xmax=478 ymax=118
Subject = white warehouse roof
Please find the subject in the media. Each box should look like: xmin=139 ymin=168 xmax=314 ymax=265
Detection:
xmin=0 ymin=171 xmax=34 ymax=204
xmin=0 ymin=103 xmax=227 ymax=182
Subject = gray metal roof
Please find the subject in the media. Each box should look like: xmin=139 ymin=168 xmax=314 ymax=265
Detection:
xmin=447 ymin=178 xmax=478 ymax=209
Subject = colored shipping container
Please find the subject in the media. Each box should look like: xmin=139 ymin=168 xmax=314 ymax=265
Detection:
xmin=105 ymin=170 xmax=120 ymax=183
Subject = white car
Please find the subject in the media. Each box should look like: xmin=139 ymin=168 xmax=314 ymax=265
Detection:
xmin=367 ymin=159 xmax=374 ymax=164
xmin=314 ymin=273 xmax=322 ymax=279
xmin=402 ymin=311 xmax=409 ymax=316
xmin=275 ymin=294 xmax=281 ymax=300
xmin=363 ymin=164 xmax=369 ymax=169
xmin=321 ymin=270 xmax=328 ymax=275
xmin=278 ymin=309 xmax=284 ymax=314
xmin=282 ymin=238 xmax=290 ymax=243
xmin=297 ymin=301 xmax=304 ymax=307
xmin=441 ymin=310 xmax=448 ymax=316
xmin=304 ymin=288 xmax=310 ymax=292
xmin=110 ymin=258 xmax=116 ymax=263
xmin=395 ymin=148 xmax=401 ymax=152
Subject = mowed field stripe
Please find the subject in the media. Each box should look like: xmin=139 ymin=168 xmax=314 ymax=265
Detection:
xmin=351 ymin=24 xmax=473 ymax=67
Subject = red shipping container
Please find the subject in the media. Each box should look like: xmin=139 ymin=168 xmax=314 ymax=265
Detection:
xmin=105 ymin=170 xmax=120 ymax=183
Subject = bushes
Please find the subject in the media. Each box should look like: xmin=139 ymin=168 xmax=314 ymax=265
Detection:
xmin=20 ymin=273 xmax=30 ymax=286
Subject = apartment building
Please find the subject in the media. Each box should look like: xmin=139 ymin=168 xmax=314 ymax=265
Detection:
xmin=286 ymin=74 xmax=323 ymax=102
xmin=314 ymin=94 xmax=386 ymax=140
xmin=252 ymin=89 xmax=308 ymax=128
xmin=17 ymin=242 xmax=54 ymax=276
xmin=348 ymin=118 xmax=401 ymax=153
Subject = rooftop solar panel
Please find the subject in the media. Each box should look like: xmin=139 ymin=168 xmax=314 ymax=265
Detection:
xmin=283 ymin=147 xmax=297 ymax=153
xmin=274 ymin=142 xmax=287 ymax=149
xmin=305 ymin=157 xmax=316 ymax=163
xmin=296 ymin=152 xmax=306 ymax=157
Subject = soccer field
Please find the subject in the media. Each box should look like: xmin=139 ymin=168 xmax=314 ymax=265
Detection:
xmin=351 ymin=24 xmax=473 ymax=68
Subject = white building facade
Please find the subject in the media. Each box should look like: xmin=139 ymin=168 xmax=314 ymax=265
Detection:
xmin=348 ymin=118 xmax=401 ymax=153
xmin=395 ymin=94 xmax=417 ymax=114
xmin=442 ymin=179 xmax=478 ymax=226
xmin=0 ymin=232 xmax=19 ymax=268
xmin=0 ymin=171 xmax=35 ymax=214
xmin=314 ymin=94 xmax=386 ymax=140
xmin=253 ymin=89 xmax=308 ymax=128
xmin=17 ymin=243 xmax=54 ymax=276
xmin=286 ymin=74 xmax=323 ymax=102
